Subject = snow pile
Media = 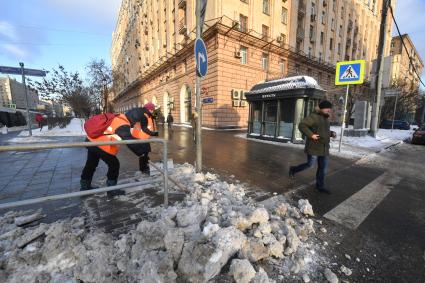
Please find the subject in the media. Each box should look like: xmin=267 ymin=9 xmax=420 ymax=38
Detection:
xmin=17 ymin=118 xmax=86 ymax=137
xmin=0 ymin=164 xmax=339 ymax=282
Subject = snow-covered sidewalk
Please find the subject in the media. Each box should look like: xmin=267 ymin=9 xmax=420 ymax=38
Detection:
xmin=236 ymin=127 xmax=414 ymax=160
xmin=7 ymin=118 xmax=85 ymax=143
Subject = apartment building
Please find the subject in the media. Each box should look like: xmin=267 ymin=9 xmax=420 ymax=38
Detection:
xmin=0 ymin=77 xmax=39 ymax=110
xmin=389 ymin=34 xmax=424 ymax=92
xmin=111 ymin=0 xmax=394 ymax=127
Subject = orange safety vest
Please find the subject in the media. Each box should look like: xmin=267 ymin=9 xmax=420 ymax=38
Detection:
xmin=131 ymin=113 xmax=156 ymax=140
xmin=87 ymin=114 xmax=130 ymax=155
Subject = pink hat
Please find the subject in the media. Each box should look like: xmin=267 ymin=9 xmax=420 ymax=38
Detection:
xmin=144 ymin=102 xmax=155 ymax=111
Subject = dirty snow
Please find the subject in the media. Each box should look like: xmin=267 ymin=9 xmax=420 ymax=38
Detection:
xmin=236 ymin=126 xmax=414 ymax=160
xmin=17 ymin=118 xmax=85 ymax=137
xmin=0 ymin=163 xmax=343 ymax=282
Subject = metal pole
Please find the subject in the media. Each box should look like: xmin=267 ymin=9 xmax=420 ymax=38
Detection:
xmin=0 ymin=138 xmax=166 ymax=152
xmin=391 ymin=93 xmax=398 ymax=131
xmin=0 ymin=179 xmax=160 ymax=210
xmin=162 ymin=140 xmax=169 ymax=207
xmin=20 ymin=62 xmax=32 ymax=136
xmin=195 ymin=0 xmax=203 ymax=172
xmin=371 ymin=0 xmax=390 ymax=137
xmin=339 ymin=85 xmax=350 ymax=152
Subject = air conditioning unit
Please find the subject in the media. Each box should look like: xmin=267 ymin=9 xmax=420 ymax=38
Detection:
xmin=240 ymin=100 xmax=247 ymax=107
xmin=232 ymin=100 xmax=241 ymax=107
xmin=277 ymin=36 xmax=283 ymax=43
xmin=241 ymin=91 xmax=246 ymax=100
xmin=234 ymin=51 xmax=242 ymax=58
xmin=232 ymin=20 xmax=240 ymax=30
xmin=231 ymin=90 xmax=241 ymax=100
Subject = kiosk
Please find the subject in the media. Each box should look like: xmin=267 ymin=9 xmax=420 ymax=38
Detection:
xmin=245 ymin=76 xmax=325 ymax=143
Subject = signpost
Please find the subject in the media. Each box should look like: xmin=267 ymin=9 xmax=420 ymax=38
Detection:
xmin=0 ymin=64 xmax=48 ymax=136
xmin=384 ymin=89 xmax=401 ymax=132
xmin=194 ymin=0 xmax=208 ymax=173
xmin=335 ymin=60 xmax=366 ymax=152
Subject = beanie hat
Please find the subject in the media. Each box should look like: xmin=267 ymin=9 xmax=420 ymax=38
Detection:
xmin=144 ymin=102 xmax=155 ymax=111
xmin=319 ymin=100 xmax=333 ymax=109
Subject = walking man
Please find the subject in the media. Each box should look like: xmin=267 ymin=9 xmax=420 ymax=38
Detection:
xmin=289 ymin=100 xmax=336 ymax=193
xmin=166 ymin=112 xmax=174 ymax=131
xmin=80 ymin=103 xmax=158 ymax=197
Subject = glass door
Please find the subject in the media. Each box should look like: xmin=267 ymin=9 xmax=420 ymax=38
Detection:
xmin=263 ymin=101 xmax=277 ymax=137
xmin=279 ymin=99 xmax=296 ymax=139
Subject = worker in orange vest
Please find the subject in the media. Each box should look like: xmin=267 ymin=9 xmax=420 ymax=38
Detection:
xmin=80 ymin=103 xmax=158 ymax=197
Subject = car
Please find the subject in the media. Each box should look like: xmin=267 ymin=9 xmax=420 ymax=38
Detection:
xmin=380 ymin=119 xmax=410 ymax=130
xmin=412 ymin=125 xmax=425 ymax=145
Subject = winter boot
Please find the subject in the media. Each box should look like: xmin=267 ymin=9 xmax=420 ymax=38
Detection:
xmin=80 ymin=179 xmax=97 ymax=191
xmin=106 ymin=179 xmax=125 ymax=197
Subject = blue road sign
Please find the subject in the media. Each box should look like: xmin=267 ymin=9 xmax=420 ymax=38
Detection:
xmin=335 ymin=60 xmax=365 ymax=85
xmin=0 ymin=66 xmax=47 ymax=77
xmin=202 ymin=97 xmax=214 ymax=104
xmin=194 ymin=38 xmax=208 ymax=78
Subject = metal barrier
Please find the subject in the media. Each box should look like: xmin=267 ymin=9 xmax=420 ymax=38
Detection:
xmin=0 ymin=139 xmax=170 ymax=209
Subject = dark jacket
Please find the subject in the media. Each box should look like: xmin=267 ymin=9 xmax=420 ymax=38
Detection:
xmin=115 ymin=107 xmax=158 ymax=156
xmin=166 ymin=114 xmax=174 ymax=123
xmin=298 ymin=109 xmax=331 ymax=156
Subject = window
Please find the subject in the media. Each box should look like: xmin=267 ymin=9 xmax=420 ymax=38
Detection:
xmin=240 ymin=14 xmax=248 ymax=33
xmin=311 ymin=3 xmax=316 ymax=16
xmin=262 ymin=25 xmax=269 ymax=40
xmin=263 ymin=0 xmax=270 ymax=15
xmin=308 ymin=47 xmax=312 ymax=57
xmin=331 ymin=19 xmax=335 ymax=30
xmin=240 ymin=46 xmax=248 ymax=64
xmin=341 ymin=6 xmax=344 ymax=18
xmin=338 ymin=43 xmax=341 ymax=54
xmin=309 ymin=25 xmax=314 ymax=40
xmin=281 ymin=33 xmax=287 ymax=44
xmin=319 ymin=52 xmax=323 ymax=62
xmin=281 ymin=7 xmax=288 ymax=24
xmin=330 ymin=38 xmax=333 ymax=50
xmin=320 ymin=32 xmax=324 ymax=45
xmin=318 ymin=72 xmax=322 ymax=83
xmin=262 ymin=53 xmax=269 ymax=70
xmin=295 ymin=64 xmax=300 ymax=74
xmin=339 ymin=25 xmax=343 ymax=37
xmin=280 ymin=59 xmax=286 ymax=75
xmin=322 ymin=11 xmax=326 ymax=24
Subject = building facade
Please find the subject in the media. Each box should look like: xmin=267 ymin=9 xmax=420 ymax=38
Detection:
xmin=111 ymin=0 xmax=394 ymax=128
xmin=389 ymin=34 xmax=424 ymax=92
xmin=0 ymin=77 xmax=39 ymax=111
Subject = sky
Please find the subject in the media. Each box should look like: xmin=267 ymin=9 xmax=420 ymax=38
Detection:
xmin=0 ymin=0 xmax=424 ymax=88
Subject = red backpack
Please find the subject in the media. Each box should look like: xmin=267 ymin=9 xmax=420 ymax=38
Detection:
xmin=84 ymin=113 xmax=118 ymax=139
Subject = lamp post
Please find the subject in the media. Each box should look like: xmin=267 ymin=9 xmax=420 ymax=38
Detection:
xmin=103 ymin=77 xmax=108 ymax=113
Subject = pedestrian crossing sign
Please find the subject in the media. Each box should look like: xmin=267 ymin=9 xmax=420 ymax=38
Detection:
xmin=335 ymin=60 xmax=365 ymax=85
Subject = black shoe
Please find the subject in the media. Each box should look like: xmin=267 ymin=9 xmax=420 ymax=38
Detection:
xmin=289 ymin=167 xmax=295 ymax=178
xmin=106 ymin=179 xmax=125 ymax=197
xmin=316 ymin=187 xmax=331 ymax=194
xmin=80 ymin=179 xmax=97 ymax=191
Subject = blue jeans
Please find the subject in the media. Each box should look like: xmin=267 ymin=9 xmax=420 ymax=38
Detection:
xmin=292 ymin=155 xmax=329 ymax=189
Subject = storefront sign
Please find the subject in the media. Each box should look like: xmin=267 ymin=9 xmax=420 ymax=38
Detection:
xmin=261 ymin=94 xmax=276 ymax=99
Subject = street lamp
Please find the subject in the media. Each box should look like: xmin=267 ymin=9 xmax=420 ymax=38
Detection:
xmin=103 ymin=77 xmax=108 ymax=113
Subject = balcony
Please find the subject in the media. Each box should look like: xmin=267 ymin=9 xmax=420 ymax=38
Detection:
xmin=179 ymin=18 xmax=187 ymax=35
xmin=297 ymin=29 xmax=305 ymax=40
xmin=298 ymin=1 xmax=306 ymax=17
xmin=178 ymin=0 xmax=186 ymax=9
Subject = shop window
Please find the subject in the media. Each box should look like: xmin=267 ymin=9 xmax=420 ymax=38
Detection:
xmin=251 ymin=102 xmax=262 ymax=135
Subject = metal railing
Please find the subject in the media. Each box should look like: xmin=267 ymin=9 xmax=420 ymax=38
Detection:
xmin=0 ymin=139 xmax=171 ymax=209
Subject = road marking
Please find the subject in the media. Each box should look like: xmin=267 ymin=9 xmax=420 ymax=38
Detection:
xmin=324 ymin=172 xmax=402 ymax=229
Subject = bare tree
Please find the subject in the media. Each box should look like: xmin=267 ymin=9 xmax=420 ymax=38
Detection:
xmin=29 ymin=65 xmax=95 ymax=118
xmin=86 ymin=59 xmax=112 ymax=112
xmin=381 ymin=78 xmax=420 ymax=121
